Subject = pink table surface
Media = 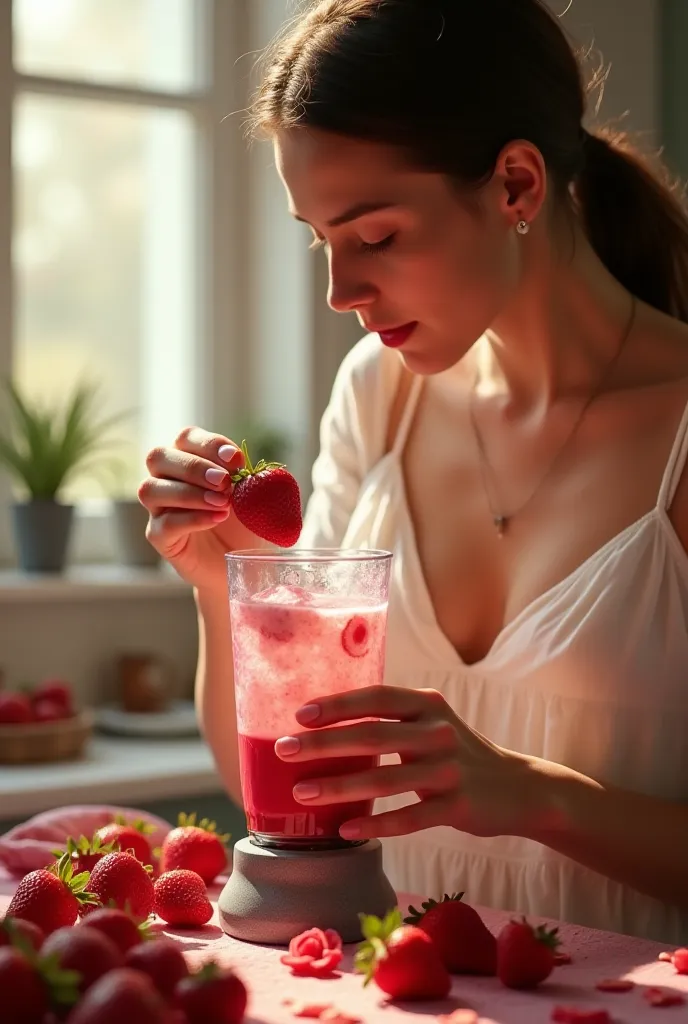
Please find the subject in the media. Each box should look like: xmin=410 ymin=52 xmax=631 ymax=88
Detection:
xmin=2 ymin=869 xmax=687 ymax=1023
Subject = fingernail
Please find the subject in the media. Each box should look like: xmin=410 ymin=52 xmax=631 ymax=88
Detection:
xmin=339 ymin=823 xmax=361 ymax=840
xmin=205 ymin=467 xmax=229 ymax=487
xmin=293 ymin=781 xmax=320 ymax=800
xmin=296 ymin=704 xmax=321 ymax=724
xmin=204 ymin=491 xmax=229 ymax=507
xmin=275 ymin=736 xmax=301 ymax=756
xmin=218 ymin=444 xmax=241 ymax=464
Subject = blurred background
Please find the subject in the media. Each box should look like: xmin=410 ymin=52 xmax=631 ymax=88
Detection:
xmin=0 ymin=0 xmax=685 ymax=838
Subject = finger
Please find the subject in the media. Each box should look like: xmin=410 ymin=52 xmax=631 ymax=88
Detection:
xmin=338 ymin=793 xmax=459 ymax=841
xmin=292 ymin=758 xmax=459 ymax=806
xmin=275 ymin=719 xmax=457 ymax=761
xmin=294 ymin=686 xmax=450 ymax=727
xmin=139 ymin=478 xmax=231 ymax=515
xmin=146 ymin=508 xmax=229 ymax=552
xmin=173 ymin=426 xmax=245 ymax=470
xmin=145 ymin=444 xmax=242 ymax=495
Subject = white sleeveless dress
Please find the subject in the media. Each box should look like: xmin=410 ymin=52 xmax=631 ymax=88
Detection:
xmin=299 ymin=333 xmax=688 ymax=944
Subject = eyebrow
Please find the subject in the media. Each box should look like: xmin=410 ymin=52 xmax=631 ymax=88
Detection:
xmin=292 ymin=200 xmax=398 ymax=229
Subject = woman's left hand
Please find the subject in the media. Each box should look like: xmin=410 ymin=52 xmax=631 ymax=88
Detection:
xmin=275 ymin=686 xmax=550 ymax=842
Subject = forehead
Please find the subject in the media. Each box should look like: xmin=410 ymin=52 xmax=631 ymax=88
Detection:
xmin=274 ymin=128 xmax=412 ymax=216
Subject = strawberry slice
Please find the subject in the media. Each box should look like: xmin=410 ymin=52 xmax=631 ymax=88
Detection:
xmin=643 ymin=986 xmax=686 ymax=1007
xmin=551 ymin=1009 xmax=611 ymax=1024
xmin=554 ymin=951 xmax=572 ymax=965
xmin=341 ymin=616 xmax=371 ymax=658
xmin=671 ymin=947 xmax=688 ymax=973
xmin=595 ymin=977 xmax=634 ymax=992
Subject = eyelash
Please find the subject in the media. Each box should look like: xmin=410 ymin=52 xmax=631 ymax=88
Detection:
xmin=308 ymin=233 xmax=396 ymax=255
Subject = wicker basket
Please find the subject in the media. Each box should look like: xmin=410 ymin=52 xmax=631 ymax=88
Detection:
xmin=0 ymin=708 xmax=93 ymax=764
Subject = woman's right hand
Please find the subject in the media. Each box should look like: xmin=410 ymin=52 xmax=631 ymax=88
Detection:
xmin=139 ymin=427 xmax=262 ymax=592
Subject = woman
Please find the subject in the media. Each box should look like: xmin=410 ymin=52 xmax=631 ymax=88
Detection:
xmin=139 ymin=0 xmax=688 ymax=943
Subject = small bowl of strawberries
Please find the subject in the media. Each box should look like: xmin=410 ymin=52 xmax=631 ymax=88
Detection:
xmin=0 ymin=678 xmax=93 ymax=764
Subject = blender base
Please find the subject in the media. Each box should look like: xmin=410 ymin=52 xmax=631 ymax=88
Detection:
xmin=218 ymin=836 xmax=397 ymax=945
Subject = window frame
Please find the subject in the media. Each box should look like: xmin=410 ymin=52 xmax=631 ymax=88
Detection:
xmin=0 ymin=0 xmax=252 ymax=565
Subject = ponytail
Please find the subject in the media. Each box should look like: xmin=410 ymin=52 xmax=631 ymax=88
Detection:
xmin=576 ymin=129 xmax=688 ymax=322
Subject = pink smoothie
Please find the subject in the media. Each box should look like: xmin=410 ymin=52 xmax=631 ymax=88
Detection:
xmin=231 ymin=585 xmax=388 ymax=845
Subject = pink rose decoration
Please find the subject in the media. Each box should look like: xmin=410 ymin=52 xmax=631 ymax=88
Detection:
xmin=280 ymin=927 xmax=343 ymax=977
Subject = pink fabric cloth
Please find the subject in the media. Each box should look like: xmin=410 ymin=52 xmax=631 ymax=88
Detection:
xmin=0 ymin=805 xmax=172 ymax=876
xmin=1 ymin=869 xmax=685 ymax=1023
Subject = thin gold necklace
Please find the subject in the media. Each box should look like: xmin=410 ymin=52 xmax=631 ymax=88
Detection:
xmin=468 ymin=297 xmax=637 ymax=538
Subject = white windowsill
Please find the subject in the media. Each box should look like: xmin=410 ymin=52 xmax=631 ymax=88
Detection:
xmin=0 ymin=734 xmax=223 ymax=820
xmin=0 ymin=564 xmax=194 ymax=602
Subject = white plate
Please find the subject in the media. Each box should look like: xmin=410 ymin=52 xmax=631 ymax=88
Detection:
xmin=94 ymin=700 xmax=200 ymax=738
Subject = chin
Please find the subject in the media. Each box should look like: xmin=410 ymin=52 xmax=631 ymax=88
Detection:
xmin=400 ymin=347 xmax=467 ymax=377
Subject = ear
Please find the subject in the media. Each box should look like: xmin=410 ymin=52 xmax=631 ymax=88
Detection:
xmin=493 ymin=140 xmax=547 ymax=229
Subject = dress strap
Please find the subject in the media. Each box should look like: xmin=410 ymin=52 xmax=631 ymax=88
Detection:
xmin=658 ymin=397 xmax=688 ymax=511
xmin=391 ymin=372 xmax=424 ymax=457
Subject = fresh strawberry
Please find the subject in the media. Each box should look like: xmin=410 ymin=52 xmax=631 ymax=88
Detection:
xmin=42 ymin=924 xmax=123 ymax=994
xmin=405 ymin=892 xmax=496 ymax=975
xmin=0 ymin=691 xmax=33 ymax=724
xmin=230 ymin=441 xmax=302 ymax=547
xmin=175 ymin=961 xmax=248 ymax=1024
xmin=153 ymin=869 xmax=213 ymax=927
xmin=341 ymin=617 xmax=371 ymax=658
xmin=67 ymin=967 xmax=169 ymax=1024
xmin=126 ymin=937 xmax=189 ymax=997
xmin=7 ymin=853 xmax=98 ymax=934
xmin=496 ymin=917 xmax=559 ymax=989
xmin=159 ymin=813 xmax=228 ymax=884
xmin=0 ymin=915 xmax=45 ymax=952
xmin=80 ymin=907 xmax=148 ymax=955
xmin=56 ymin=833 xmax=119 ymax=875
xmin=0 ymin=946 xmax=50 ymax=1024
xmin=32 ymin=679 xmax=73 ymax=713
xmin=96 ymin=816 xmax=155 ymax=866
xmin=87 ymin=851 xmax=155 ymax=923
xmin=34 ymin=697 xmax=70 ymax=722
xmin=672 ymin=947 xmax=688 ymax=973
xmin=354 ymin=908 xmax=452 ymax=1001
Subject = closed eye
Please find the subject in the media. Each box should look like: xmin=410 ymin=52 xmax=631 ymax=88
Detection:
xmin=361 ymin=234 xmax=396 ymax=255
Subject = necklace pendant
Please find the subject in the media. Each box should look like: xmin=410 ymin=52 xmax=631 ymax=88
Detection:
xmin=493 ymin=515 xmax=507 ymax=537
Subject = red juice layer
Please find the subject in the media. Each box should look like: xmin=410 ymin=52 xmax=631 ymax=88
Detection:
xmin=238 ymin=733 xmax=376 ymax=840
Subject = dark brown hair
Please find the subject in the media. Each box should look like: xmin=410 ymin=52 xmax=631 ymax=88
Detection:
xmin=250 ymin=0 xmax=688 ymax=321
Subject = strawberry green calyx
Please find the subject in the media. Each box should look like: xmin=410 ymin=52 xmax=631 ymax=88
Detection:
xmin=230 ymin=440 xmax=284 ymax=483
xmin=53 ymin=834 xmax=117 ymax=862
xmin=194 ymin=961 xmax=224 ymax=983
xmin=529 ymin=921 xmax=561 ymax=950
xmin=112 ymin=814 xmax=155 ymax=836
xmin=37 ymin=952 xmax=82 ymax=1008
xmin=48 ymin=852 xmax=100 ymax=908
xmin=405 ymin=891 xmax=466 ymax=925
xmin=176 ymin=811 xmax=230 ymax=845
xmin=354 ymin=908 xmax=403 ymax=985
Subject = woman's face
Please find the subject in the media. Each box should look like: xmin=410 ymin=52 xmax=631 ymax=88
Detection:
xmin=275 ymin=128 xmax=527 ymax=374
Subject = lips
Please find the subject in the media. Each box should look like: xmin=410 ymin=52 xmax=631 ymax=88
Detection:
xmin=371 ymin=322 xmax=418 ymax=348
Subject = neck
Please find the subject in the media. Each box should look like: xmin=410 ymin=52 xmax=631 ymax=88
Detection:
xmin=479 ymin=222 xmax=635 ymax=411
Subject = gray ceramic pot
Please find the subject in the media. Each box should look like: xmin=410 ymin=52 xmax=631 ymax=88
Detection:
xmin=111 ymin=500 xmax=161 ymax=568
xmin=12 ymin=500 xmax=74 ymax=573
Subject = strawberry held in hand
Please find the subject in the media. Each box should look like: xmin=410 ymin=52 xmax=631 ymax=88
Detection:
xmin=354 ymin=908 xmax=452 ymax=1001
xmin=406 ymin=892 xmax=497 ymax=975
xmin=497 ymin=917 xmax=560 ymax=989
xmin=159 ymin=812 xmax=228 ymax=884
xmin=230 ymin=440 xmax=302 ymax=547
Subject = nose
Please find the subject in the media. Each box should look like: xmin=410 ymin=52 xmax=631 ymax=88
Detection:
xmin=327 ymin=252 xmax=377 ymax=314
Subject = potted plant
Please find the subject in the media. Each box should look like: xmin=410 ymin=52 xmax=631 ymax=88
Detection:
xmin=0 ymin=379 xmax=125 ymax=573
xmin=105 ymin=458 xmax=161 ymax=569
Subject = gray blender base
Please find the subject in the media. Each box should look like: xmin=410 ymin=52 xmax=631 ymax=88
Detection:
xmin=218 ymin=837 xmax=397 ymax=945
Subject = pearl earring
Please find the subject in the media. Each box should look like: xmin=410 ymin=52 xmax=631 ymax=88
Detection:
xmin=516 ymin=219 xmax=530 ymax=235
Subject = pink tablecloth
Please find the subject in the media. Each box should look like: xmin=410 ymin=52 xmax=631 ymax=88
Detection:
xmin=1 ymin=870 xmax=686 ymax=1023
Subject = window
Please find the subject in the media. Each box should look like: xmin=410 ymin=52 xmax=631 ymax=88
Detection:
xmin=0 ymin=0 xmax=250 ymax=564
